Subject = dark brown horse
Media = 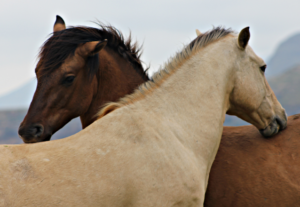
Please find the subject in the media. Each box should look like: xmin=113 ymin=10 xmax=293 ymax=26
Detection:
xmin=18 ymin=16 xmax=149 ymax=143
xmin=204 ymin=114 xmax=299 ymax=206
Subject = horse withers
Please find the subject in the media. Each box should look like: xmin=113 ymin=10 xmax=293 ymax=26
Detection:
xmin=18 ymin=16 xmax=149 ymax=143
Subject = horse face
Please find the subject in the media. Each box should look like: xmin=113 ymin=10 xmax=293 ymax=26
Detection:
xmin=227 ymin=27 xmax=287 ymax=138
xmin=18 ymin=41 xmax=107 ymax=143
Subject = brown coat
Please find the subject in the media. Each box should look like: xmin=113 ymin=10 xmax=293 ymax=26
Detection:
xmin=205 ymin=114 xmax=300 ymax=207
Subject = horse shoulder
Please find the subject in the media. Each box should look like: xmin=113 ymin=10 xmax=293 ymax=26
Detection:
xmin=91 ymin=107 xmax=204 ymax=205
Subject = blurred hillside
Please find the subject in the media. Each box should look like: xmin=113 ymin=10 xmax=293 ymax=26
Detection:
xmin=0 ymin=79 xmax=36 ymax=110
xmin=0 ymin=31 xmax=300 ymax=143
xmin=0 ymin=109 xmax=27 ymax=144
xmin=266 ymin=33 xmax=300 ymax=78
xmin=268 ymin=65 xmax=300 ymax=115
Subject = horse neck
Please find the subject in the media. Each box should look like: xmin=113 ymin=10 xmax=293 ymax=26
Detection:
xmin=80 ymin=47 xmax=149 ymax=128
xmin=135 ymin=39 xmax=235 ymax=160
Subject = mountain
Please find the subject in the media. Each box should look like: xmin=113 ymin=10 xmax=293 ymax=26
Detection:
xmin=0 ymin=79 xmax=37 ymax=110
xmin=268 ymin=64 xmax=300 ymax=115
xmin=0 ymin=109 xmax=28 ymax=144
xmin=266 ymin=33 xmax=300 ymax=78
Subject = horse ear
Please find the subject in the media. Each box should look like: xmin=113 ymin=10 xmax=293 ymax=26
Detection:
xmin=90 ymin=39 xmax=107 ymax=56
xmin=53 ymin=15 xmax=66 ymax=32
xmin=196 ymin=29 xmax=202 ymax=36
xmin=77 ymin=39 xmax=108 ymax=58
xmin=238 ymin=27 xmax=250 ymax=49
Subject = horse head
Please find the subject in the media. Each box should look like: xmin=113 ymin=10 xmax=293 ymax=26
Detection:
xmin=18 ymin=16 xmax=148 ymax=143
xmin=227 ymin=27 xmax=287 ymax=137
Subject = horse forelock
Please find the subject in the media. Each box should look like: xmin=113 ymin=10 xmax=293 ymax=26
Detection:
xmin=38 ymin=24 xmax=148 ymax=80
xmin=97 ymin=27 xmax=234 ymax=118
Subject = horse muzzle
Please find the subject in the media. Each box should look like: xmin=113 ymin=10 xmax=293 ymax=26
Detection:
xmin=259 ymin=114 xmax=287 ymax=138
xmin=18 ymin=123 xmax=52 ymax=143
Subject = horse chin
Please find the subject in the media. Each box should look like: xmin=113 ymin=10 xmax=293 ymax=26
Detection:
xmin=40 ymin=133 xmax=52 ymax=142
xmin=22 ymin=133 xmax=52 ymax=144
xmin=259 ymin=116 xmax=287 ymax=138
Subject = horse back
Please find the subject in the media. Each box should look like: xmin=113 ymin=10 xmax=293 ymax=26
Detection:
xmin=205 ymin=114 xmax=300 ymax=206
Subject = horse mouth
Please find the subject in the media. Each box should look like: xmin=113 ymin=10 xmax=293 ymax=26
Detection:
xmin=40 ymin=134 xmax=52 ymax=142
xmin=22 ymin=133 xmax=52 ymax=144
xmin=259 ymin=116 xmax=287 ymax=138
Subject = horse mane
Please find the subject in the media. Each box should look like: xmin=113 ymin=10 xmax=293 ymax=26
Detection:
xmin=97 ymin=27 xmax=233 ymax=119
xmin=38 ymin=23 xmax=148 ymax=81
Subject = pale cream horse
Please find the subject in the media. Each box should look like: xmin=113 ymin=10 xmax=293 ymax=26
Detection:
xmin=0 ymin=27 xmax=286 ymax=206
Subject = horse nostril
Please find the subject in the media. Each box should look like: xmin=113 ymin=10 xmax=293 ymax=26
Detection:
xmin=276 ymin=115 xmax=287 ymax=131
xmin=18 ymin=126 xmax=26 ymax=137
xmin=31 ymin=124 xmax=44 ymax=138
xmin=18 ymin=123 xmax=45 ymax=143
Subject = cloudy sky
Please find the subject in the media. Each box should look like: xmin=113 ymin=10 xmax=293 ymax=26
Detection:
xmin=0 ymin=0 xmax=299 ymax=96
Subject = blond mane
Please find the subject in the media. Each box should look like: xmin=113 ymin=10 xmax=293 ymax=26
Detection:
xmin=97 ymin=27 xmax=233 ymax=119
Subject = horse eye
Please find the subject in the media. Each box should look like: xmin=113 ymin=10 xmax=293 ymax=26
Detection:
xmin=260 ymin=65 xmax=266 ymax=73
xmin=62 ymin=76 xmax=75 ymax=85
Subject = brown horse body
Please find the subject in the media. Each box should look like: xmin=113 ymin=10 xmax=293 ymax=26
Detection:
xmin=19 ymin=16 xmax=148 ymax=143
xmin=205 ymin=114 xmax=300 ymax=206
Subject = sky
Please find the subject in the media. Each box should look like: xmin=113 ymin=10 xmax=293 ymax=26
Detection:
xmin=0 ymin=0 xmax=299 ymax=96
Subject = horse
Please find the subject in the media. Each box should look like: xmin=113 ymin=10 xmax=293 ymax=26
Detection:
xmin=18 ymin=15 xmax=149 ymax=143
xmin=183 ymin=28 xmax=299 ymax=206
xmin=0 ymin=26 xmax=285 ymax=206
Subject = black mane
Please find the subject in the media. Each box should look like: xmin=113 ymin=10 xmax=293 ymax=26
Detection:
xmin=39 ymin=24 xmax=149 ymax=80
